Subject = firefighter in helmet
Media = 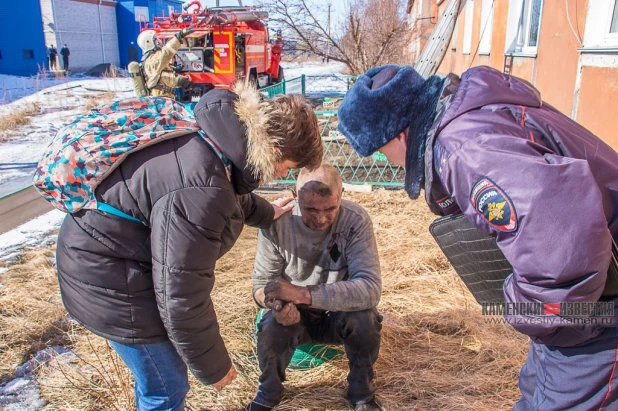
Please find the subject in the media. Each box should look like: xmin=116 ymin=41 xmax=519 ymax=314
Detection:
xmin=135 ymin=27 xmax=194 ymax=99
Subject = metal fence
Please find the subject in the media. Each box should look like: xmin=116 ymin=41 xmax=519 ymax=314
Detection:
xmin=261 ymin=74 xmax=357 ymax=98
xmin=261 ymin=75 xmax=404 ymax=188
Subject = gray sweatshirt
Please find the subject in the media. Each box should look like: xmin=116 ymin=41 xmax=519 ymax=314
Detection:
xmin=253 ymin=199 xmax=381 ymax=312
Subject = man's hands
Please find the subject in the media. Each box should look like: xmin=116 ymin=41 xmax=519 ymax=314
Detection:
xmin=212 ymin=364 xmax=237 ymax=392
xmin=271 ymin=197 xmax=294 ymax=220
xmin=255 ymin=279 xmax=310 ymax=327
xmin=264 ymin=278 xmax=312 ymax=306
xmin=268 ymin=299 xmax=301 ymax=326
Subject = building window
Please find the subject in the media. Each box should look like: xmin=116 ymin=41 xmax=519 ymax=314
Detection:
xmin=479 ymin=0 xmax=495 ymax=55
xmin=23 ymin=50 xmax=34 ymax=59
xmin=516 ymin=0 xmax=543 ymax=53
xmin=505 ymin=0 xmax=543 ymax=55
xmin=462 ymin=0 xmax=474 ymax=55
xmin=610 ymin=0 xmax=618 ymax=33
xmin=580 ymin=0 xmax=618 ymax=50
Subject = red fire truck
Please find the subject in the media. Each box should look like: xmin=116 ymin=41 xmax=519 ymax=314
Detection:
xmin=141 ymin=1 xmax=284 ymax=99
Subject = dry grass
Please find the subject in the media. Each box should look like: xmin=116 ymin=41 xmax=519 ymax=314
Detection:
xmin=0 ymin=103 xmax=41 ymax=140
xmin=84 ymin=91 xmax=118 ymax=112
xmin=0 ymin=191 xmax=529 ymax=410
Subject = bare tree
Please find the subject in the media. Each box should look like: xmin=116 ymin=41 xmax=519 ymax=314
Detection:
xmin=260 ymin=0 xmax=411 ymax=75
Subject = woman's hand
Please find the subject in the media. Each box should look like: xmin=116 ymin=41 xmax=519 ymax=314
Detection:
xmin=271 ymin=197 xmax=295 ymax=220
xmin=212 ymin=364 xmax=237 ymax=392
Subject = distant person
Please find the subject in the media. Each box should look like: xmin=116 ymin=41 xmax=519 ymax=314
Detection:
xmin=248 ymin=165 xmax=383 ymax=411
xmin=136 ymin=28 xmax=193 ymax=99
xmin=48 ymin=45 xmax=57 ymax=70
xmin=60 ymin=44 xmax=70 ymax=71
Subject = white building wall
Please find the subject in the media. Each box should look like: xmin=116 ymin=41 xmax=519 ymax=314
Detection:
xmin=39 ymin=0 xmax=58 ymax=50
xmin=39 ymin=0 xmax=120 ymax=71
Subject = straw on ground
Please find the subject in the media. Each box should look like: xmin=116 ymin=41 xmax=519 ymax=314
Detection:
xmin=0 ymin=191 xmax=528 ymax=410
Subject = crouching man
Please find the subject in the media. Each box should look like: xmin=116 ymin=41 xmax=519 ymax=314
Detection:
xmin=246 ymin=165 xmax=383 ymax=411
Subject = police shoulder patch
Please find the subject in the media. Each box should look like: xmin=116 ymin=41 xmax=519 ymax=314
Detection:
xmin=470 ymin=177 xmax=518 ymax=232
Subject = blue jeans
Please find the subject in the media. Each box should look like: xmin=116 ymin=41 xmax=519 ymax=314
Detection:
xmin=108 ymin=340 xmax=190 ymax=411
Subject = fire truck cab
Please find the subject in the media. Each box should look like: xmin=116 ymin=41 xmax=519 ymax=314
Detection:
xmin=143 ymin=1 xmax=284 ymax=100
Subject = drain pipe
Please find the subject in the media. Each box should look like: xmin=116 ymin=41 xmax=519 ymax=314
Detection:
xmin=98 ymin=0 xmax=107 ymax=62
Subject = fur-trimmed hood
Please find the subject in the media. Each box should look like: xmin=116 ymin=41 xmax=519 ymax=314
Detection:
xmin=193 ymin=82 xmax=280 ymax=194
xmin=231 ymin=82 xmax=280 ymax=183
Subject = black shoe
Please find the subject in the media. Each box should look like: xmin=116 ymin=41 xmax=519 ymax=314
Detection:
xmin=354 ymin=397 xmax=383 ymax=411
xmin=244 ymin=401 xmax=273 ymax=411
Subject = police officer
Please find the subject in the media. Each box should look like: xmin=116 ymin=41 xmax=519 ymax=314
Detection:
xmin=337 ymin=65 xmax=618 ymax=410
xmin=136 ymin=27 xmax=194 ymax=99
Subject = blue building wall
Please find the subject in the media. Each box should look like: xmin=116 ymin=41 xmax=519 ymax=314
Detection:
xmin=0 ymin=0 xmax=48 ymax=76
xmin=117 ymin=0 xmax=184 ymax=68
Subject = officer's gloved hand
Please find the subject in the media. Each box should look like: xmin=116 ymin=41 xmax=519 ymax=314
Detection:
xmin=175 ymin=26 xmax=196 ymax=41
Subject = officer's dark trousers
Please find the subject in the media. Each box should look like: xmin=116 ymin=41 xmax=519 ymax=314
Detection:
xmin=255 ymin=308 xmax=382 ymax=408
xmin=514 ymin=327 xmax=618 ymax=410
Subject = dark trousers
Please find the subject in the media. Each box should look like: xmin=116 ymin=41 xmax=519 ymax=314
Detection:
xmin=255 ymin=308 xmax=382 ymax=407
xmin=514 ymin=327 xmax=618 ymax=410
xmin=62 ymin=57 xmax=69 ymax=70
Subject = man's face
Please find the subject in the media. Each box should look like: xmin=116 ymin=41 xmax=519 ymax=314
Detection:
xmin=378 ymin=131 xmax=407 ymax=167
xmin=298 ymin=182 xmax=341 ymax=231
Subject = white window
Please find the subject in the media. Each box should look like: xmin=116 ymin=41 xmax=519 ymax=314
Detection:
xmin=462 ymin=0 xmax=474 ymax=55
xmin=479 ymin=0 xmax=495 ymax=55
xmin=581 ymin=0 xmax=618 ymax=49
xmin=518 ymin=0 xmax=543 ymax=53
xmin=505 ymin=0 xmax=543 ymax=55
xmin=608 ymin=0 xmax=618 ymax=37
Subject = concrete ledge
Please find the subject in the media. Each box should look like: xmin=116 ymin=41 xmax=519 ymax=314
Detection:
xmin=0 ymin=187 xmax=54 ymax=234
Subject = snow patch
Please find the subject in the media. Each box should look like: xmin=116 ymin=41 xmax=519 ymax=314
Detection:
xmin=0 ymin=346 xmax=75 ymax=411
xmin=0 ymin=210 xmax=65 ymax=261
xmin=0 ymin=76 xmax=133 ymax=196
xmin=280 ymin=61 xmax=347 ymax=78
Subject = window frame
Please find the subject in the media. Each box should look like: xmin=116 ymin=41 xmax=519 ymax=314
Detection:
xmin=478 ymin=0 xmax=495 ymax=55
xmin=605 ymin=0 xmax=618 ymax=40
xmin=517 ymin=0 xmax=543 ymax=54
xmin=462 ymin=0 xmax=474 ymax=55
xmin=579 ymin=0 xmax=618 ymax=51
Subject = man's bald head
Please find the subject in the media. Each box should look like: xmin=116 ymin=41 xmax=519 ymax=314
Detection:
xmin=297 ymin=165 xmax=343 ymax=198
xmin=296 ymin=165 xmax=343 ymax=231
